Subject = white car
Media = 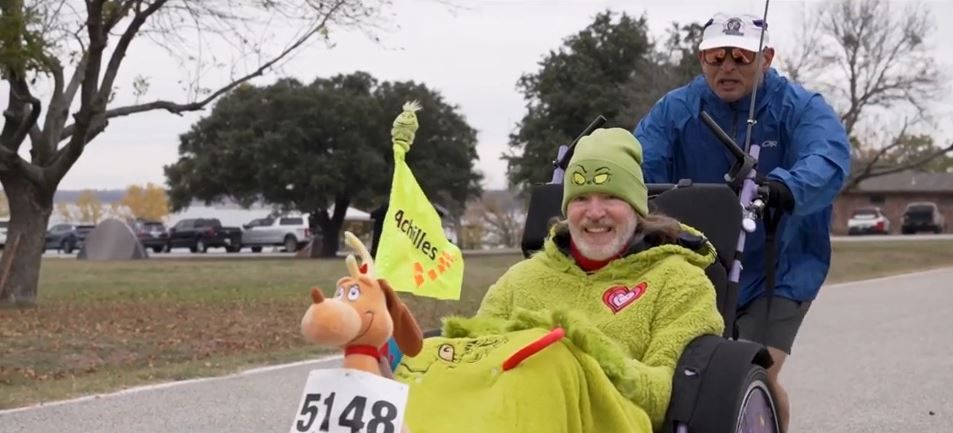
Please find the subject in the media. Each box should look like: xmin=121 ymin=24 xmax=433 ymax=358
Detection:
xmin=240 ymin=214 xmax=313 ymax=252
xmin=847 ymin=207 xmax=890 ymax=235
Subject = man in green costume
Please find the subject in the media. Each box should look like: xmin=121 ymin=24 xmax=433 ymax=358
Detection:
xmin=395 ymin=127 xmax=724 ymax=433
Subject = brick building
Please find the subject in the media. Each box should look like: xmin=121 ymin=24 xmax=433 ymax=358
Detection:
xmin=832 ymin=171 xmax=953 ymax=234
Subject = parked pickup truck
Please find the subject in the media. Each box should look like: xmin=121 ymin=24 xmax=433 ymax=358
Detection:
xmin=240 ymin=214 xmax=312 ymax=252
xmin=167 ymin=218 xmax=242 ymax=253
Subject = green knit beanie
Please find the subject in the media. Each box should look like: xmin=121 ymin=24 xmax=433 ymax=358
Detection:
xmin=561 ymin=128 xmax=648 ymax=216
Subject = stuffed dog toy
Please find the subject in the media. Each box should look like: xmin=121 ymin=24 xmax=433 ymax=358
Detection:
xmin=300 ymin=231 xmax=423 ymax=376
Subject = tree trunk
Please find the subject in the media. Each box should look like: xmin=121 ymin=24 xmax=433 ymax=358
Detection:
xmin=0 ymin=176 xmax=54 ymax=307
xmin=317 ymin=219 xmax=341 ymax=258
xmin=310 ymin=195 xmax=350 ymax=258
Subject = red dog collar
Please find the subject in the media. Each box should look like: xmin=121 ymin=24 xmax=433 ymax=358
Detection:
xmin=345 ymin=344 xmax=385 ymax=361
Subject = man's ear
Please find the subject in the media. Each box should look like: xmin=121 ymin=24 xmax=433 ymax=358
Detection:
xmin=379 ymin=279 xmax=423 ymax=357
xmin=761 ymin=47 xmax=775 ymax=70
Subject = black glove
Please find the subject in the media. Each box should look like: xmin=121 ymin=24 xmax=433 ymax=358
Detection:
xmin=760 ymin=179 xmax=795 ymax=212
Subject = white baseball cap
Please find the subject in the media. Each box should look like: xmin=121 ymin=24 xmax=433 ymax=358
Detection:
xmin=698 ymin=13 xmax=769 ymax=52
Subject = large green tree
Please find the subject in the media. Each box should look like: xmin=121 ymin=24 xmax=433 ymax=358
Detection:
xmin=0 ymin=0 xmax=390 ymax=306
xmin=504 ymin=11 xmax=705 ymax=188
xmin=164 ymin=72 xmax=482 ymax=257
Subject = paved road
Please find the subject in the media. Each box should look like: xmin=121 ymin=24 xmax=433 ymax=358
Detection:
xmin=0 ymin=359 xmax=341 ymax=433
xmin=2 ymin=268 xmax=951 ymax=433
xmin=785 ymin=267 xmax=953 ymax=433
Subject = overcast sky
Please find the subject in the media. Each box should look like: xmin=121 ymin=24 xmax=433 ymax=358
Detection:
xmin=11 ymin=0 xmax=952 ymax=193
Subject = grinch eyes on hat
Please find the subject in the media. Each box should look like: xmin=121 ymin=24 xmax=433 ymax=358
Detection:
xmin=572 ymin=172 xmax=609 ymax=185
xmin=571 ymin=166 xmax=611 ymax=185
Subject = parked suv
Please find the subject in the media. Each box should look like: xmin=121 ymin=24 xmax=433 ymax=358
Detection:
xmin=167 ymin=218 xmax=242 ymax=253
xmin=901 ymin=202 xmax=946 ymax=234
xmin=131 ymin=219 xmax=169 ymax=253
xmin=847 ymin=207 xmax=890 ymax=235
xmin=241 ymin=214 xmax=312 ymax=252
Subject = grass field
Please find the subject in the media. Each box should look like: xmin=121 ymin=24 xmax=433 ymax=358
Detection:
xmin=2 ymin=239 xmax=953 ymax=409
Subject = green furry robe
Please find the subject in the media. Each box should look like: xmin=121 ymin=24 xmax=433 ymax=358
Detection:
xmin=394 ymin=223 xmax=725 ymax=433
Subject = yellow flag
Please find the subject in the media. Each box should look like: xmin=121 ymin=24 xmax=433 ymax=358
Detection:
xmin=375 ymin=102 xmax=464 ymax=300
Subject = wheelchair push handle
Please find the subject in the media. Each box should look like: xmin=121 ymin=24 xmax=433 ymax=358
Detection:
xmin=698 ymin=109 xmax=773 ymax=232
xmin=553 ymin=114 xmax=608 ymax=174
xmin=700 ymin=111 xmax=745 ymax=162
xmin=699 ymin=110 xmax=759 ymax=193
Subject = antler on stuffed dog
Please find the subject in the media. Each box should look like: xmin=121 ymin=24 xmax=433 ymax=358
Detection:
xmin=300 ymin=231 xmax=424 ymax=374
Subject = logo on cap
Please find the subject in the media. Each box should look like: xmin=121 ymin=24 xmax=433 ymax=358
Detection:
xmin=723 ymin=18 xmax=744 ymax=36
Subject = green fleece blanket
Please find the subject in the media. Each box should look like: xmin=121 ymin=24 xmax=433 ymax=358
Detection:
xmin=394 ymin=309 xmax=653 ymax=433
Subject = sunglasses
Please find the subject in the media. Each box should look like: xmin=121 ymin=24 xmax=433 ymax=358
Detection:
xmin=701 ymin=47 xmax=758 ymax=66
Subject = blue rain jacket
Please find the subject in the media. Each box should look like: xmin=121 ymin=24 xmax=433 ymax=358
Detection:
xmin=634 ymin=68 xmax=851 ymax=306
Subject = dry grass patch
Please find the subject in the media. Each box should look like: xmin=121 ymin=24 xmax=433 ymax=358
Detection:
xmin=827 ymin=239 xmax=953 ymax=284
xmin=0 ymin=254 xmax=518 ymax=409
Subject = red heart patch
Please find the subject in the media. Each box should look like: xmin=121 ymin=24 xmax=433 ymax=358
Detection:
xmin=602 ymin=282 xmax=647 ymax=314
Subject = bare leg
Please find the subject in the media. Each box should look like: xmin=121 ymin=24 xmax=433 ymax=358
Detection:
xmin=765 ymin=346 xmax=789 ymax=433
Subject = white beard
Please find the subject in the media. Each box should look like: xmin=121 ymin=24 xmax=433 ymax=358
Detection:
xmin=569 ymin=216 xmax=637 ymax=261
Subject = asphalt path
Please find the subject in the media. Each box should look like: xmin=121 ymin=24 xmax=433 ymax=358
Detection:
xmin=785 ymin=267 xmax=953 ymax=433
xmin=1 ymin=268 xmax=951 ymax=433
xmin=0 ymin=359 xmax=339 ymax=433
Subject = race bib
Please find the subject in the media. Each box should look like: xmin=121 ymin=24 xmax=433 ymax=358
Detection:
xmin=289 ymin=369 xmax=409 ymax=433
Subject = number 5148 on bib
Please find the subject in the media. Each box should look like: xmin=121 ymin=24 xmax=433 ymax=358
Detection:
xmin=290 ymin=368 xmax=409 ymax=433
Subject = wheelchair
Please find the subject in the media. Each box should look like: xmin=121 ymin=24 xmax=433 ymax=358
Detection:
xmin=519 ymin=179 xmax=780 ymax=433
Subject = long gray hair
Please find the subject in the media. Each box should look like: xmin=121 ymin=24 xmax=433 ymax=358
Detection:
xmin=633 ymin=212 xmax=684 ymax=244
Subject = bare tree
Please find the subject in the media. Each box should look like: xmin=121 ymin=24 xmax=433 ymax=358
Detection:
xmin=54 ymin=201 xmax=74 ymax=223
xmin=476 ymin=191 xmax=523 ymax=248
xmin=779 ymin=0 xmax=951 ymax=190
xmin=0 ymin=0 xmax=391 ymax=306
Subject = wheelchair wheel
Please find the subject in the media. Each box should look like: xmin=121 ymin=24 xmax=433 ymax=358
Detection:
xmin=734 ymin=367 xmax=780 ymax=433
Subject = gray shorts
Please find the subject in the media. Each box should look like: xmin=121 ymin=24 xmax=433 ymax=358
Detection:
xmin=735 ymin=296 xmax=812 ymax=354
